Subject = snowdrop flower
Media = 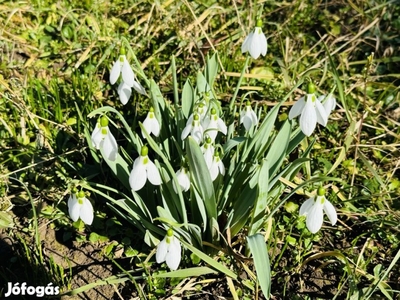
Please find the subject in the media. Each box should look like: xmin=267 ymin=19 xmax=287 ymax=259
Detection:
xmin=173 ymin=166 xmax=190 ymax=193
xmin=185 ymin=102 xmax=208 ymax=128
xmin=156 ymin=228 xmax=182 ymax=270
xmin=241 ymin=19 xmax=268 ymax=59
xmin=91 ymin=116 xmax=118 ymax=161
xmin=68 ymin=190 xmax=94 ymax=225
xmin=209 ymin=151 xmax=225 ymax=181
xmin=201 ymin=136 xmax=214 ymax=168
xmin=203 ymin=108 xmax=227 ymax=141
xmin=110 ymin=48 xmax=135 ymax=87
xmin=240 ymin=101 xmax=258 ymax=130
xmin=288 ymin=82 xmax=335 ymax=136
xmin=110 ymin=48 xmax=146 ymax=104
xmin=299 ymin=187 xmax=337 ymax=234
xmin=142 ymin=107 xmax=160 ymax=138
xmin=129 ymin=145 xmax=162 ymax=191
xmin=181 ymin=113 xmax=204 ymax=144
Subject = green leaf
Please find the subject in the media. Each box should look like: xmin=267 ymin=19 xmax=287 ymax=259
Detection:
xmin=247 ymin=234 xmax=271 ymax=298
xmin=264 ymin=120 xmax=291 ymax=177
xmin=181 ymin=240 xmax=237 ymax=279
xmin=249 ymin=159 xmax=269 ymax=235
xmin=186 ymin=137 xmax=216 ymax=220
xmin=153 ymin=267 xmax=218 ymax=278
xmin=182 ymin=80 xmax=194 ymax=119
xmin=99 ymin=146 xmax=131 ymax=191
xmin=205 ymin=52 xmax=218 ymax=87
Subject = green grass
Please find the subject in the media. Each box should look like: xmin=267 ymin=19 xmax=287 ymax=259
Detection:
xmin=1 ymin=0 xmax=400 ymax=299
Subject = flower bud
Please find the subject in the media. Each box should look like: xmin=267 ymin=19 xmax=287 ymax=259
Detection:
xmin=100 ymin=116 xmax=109 ymax=127
xmin=317 ymin=186 xmax=325 ymax=196
xmin=307 ymin=82 xmax=316 ymax=94
xmin=140 ymin=145 xmax=149 ymax=156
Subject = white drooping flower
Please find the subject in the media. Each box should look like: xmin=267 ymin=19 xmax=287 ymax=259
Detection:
xmin=181 ymin=113 xmax=204 ymax=144
xmin=68 ymin=190 xmax=94 ymax=225
xmin=110 ymin=50 xmax=135 ymax=87
xmin=288 ymin=82 xmax=336 ymax=136
xmin=241 ymin=19 xmax=268 ymax=59
xmin=203 ymin=108 xmax=227 ymax=142
xmin=173 ymin=167 xmax=190 ymax=193
xmin=117 ymin=81 xmax=132 ymax=105
xmin=109 ymin=48 xmax=146 ymax=105
xmin=142 ymin=107 xmax=160 ymax=138
xmin=91 ymin=116 xmax=118 ymax=161
xmin=240 ymin=101 xmax=258 ymax=131
xmin=201 ymin=136 xmax=215 ymax=169
xmin=156 ymin=228 xmax=182 ymax=271
xmin=209 ymin=151 xmax=225 ymax=181
xmin=299 ymin=187 xmax=337 ymax=234
xmin=129 ymin=145 xmax=162 ymax=191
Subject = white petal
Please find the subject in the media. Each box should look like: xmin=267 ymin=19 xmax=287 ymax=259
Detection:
xmin=80 ymin=198 xmax=94 ymax=225
xmin=288 ymin=96 xmax=305 ymax=120
xmin=323 ymin=94 xmax=336 ymax=116
xmin=299 ymin=97 xmax=317 ymax=136
xmin=259 ymin=32 xmax=268 ymax=56
xmin=205 ymin=120 xmax=218 ymax=141
xmin=146 ymin=159 xmax=162 ymax=186
xmin=315 ymin=99 xmax=328 ymax=127
xmin=249 ymin=30 xmax=262 ymax=59
xmin=132 ymin=80 xmax=147 ymax=95
xmin=217 ymin=118 xmax=227 ymax=135
xmin=151 ymin=118 xmax=160 ymax=137
xmin=102 ymin=131 xmax=118 ymax=161
xmin=117 ymin=82 xmax=132 ymax=105
xmin=109 ymin=59 xmax=121 ymax=85
xmin=241 ymin=32 xmax=253 ymax=53
xmin=91 ymin=125 xmax=102 ymax=149
xmin=121 ymin=58 xmax=135 ymax=87
xmin=323 ymin=199 xmax=337 ymax=226
xmin=218 ymin=160 xmax=225 ymax=176
xmin=299 ymin=197 xmax=315 ymax=216
xmin=142 ymin=116 xmax=152 ymax=138
xmin=146 ymin=117 xmax=161 ymax=137
xmin=306 ymin=201 xmax=324 ymax=234
xmin=166 ymin=238 xmax=181 ymax=270
xmin=174 ymin=169 xmax=190 ymax=192
xmin=129 ymin=157 xmax=147 ymax=191
xmin=156 ymin=238 xmax=168 ymax=263
xmin=68 ymin=194 xmax=80 ymax=222
xmin=242 ymin=114 xmax=253 ymax=131
xmin=185 ymin=114 xmax=194 ymax=127
xmin=192 ymin=126 xmax=203 ymax=144
xmin=181 ymin=123 xmax=192 ymax=140
xmin=203 ymin=148 xmax=214 ymax=169
xmin=250 ymin=110 xmax=258 ymax=125
xmin=209 ymin=160 xmax=219 ymax=181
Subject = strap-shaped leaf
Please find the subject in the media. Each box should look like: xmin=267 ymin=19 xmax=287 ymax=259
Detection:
xmin=186 ymin=137 xmax=217 ymax=220
xmin=247 ymin=234 xmax=271 ymax=298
